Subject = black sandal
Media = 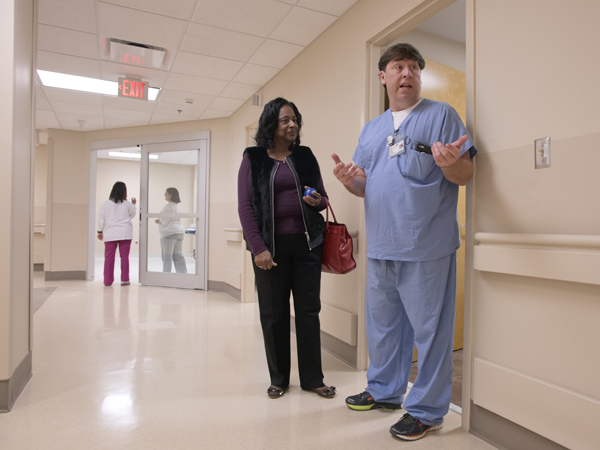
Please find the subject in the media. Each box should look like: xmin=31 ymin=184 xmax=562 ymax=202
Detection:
xmin=309 ymin=385 xmax=336 ymax=398
xmin=267 ymin=386 xmax=285 ymax=399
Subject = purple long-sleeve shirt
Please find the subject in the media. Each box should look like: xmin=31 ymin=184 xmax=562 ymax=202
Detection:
xmin=238 ymin=152 xmax=328 ymax=256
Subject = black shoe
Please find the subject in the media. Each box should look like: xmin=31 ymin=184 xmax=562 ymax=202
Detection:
xmin=390 ymin=413 xmax=443 ymax=441
xmin=267 ymin=386 xmax=285 ymax=399
xmin=345 ymin=391 xmax=402 ymax=411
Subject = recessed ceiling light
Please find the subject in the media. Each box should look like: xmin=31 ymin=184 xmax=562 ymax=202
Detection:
xmin=108 ymin=151 xmax=159 ymax=160
xmin=37 ymin=70 xmax=159 ymax=101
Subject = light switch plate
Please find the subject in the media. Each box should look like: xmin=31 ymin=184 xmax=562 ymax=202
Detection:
xmin=534 ymin=136 xmax=551 ymax=169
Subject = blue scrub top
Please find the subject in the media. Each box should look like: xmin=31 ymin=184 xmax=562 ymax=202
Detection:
xmin=353 ymin=99 xmax=476 ymax=261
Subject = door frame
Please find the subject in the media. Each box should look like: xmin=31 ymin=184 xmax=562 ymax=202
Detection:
xmin=361 ymin=0 xmax=476 ymax=429
xmin=87 ymin=131 xmax=211 ymax=284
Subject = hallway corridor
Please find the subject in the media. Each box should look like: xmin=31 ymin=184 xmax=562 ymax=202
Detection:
xmin=0 ymin=275 xmax=494 ymax=449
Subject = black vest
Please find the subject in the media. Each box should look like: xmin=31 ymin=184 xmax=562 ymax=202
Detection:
xmin=244 ymin=145 xmax=325 ymax=257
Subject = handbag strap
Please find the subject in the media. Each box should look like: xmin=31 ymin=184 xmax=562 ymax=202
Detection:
xmin=324 ymin=198 xmax=338 ymax=230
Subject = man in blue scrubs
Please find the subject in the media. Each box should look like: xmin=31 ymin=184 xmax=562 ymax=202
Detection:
xmin=332 ymin=43 xmax=476 ymax=441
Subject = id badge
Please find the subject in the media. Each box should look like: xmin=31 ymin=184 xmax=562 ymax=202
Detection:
xmin=388 ymin=134 xmax=405 ymax=159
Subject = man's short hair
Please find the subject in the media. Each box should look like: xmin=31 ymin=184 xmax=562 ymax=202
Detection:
xmin=378 ymin=43 xmax=426 ymax=72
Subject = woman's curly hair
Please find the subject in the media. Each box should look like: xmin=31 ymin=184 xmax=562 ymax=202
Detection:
xmin=254 ymin=97 xmax=302 ymax=150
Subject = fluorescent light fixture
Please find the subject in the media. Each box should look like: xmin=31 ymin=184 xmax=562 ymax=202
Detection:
xmin=109 ymin=152 xmax=159 ymax=160
xmin=37 ymin=70 xmax=159 ymax=101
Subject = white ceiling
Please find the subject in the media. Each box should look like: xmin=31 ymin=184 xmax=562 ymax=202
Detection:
xmin=35 ymin=0 xmax=465 ymax=133
xmin=35 ymin=0 xmax=360 ymax=132
xmin=416 ymin=0 xmax=465 ymax=44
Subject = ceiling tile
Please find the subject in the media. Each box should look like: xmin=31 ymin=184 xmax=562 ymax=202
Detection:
xmin=38 ymin=0 xmax=96 ymax=33
xmin=42 ymin=87 xmax=103 ymax=106
xmin=37 ymin=51 xmax=101 ymax=79
xmin=157 ymin=90 xmax=216 ymax=109
xmin=200 ymin=109 xmax=233 ymax=120
xmin=98 ymin=3 xmax=187 ymax=50
xmin=153 ymin=103 xmax=206 ymax=118
xmin=38 ymin=25 xmax=99 ymax=59
xmin=191 ymin=0 xmax=291 ymax=38
xmin=296 ymin=0 xmax=358 ymax=16
xmin=100 ymin=61 xmax=169 ymax=86
xmin=99 ymin=0 xmax=197 ymax=20
xmin=165 ymin=73 xmax=228 ymax=96
xmin=209 ymin=97 xmax=245 ymax=112
xmin=102 ymin=95 xmax=157 ymax=112
xmin=232 ymin=64 xmax=279 ymax=86
xmin=59 ymin=121 xmax=103 ymax=131
xmin=270 ymin=7 xmax=337 ymax=46
xmin=104 ymin=117 xmax=150 ymax=129
xmin=36 ymin=110 xmax=61 ymax=129
xmin=55 ymin=112 xmax=105 ymax=129
xmin=248 ymin=39 xmax=304 ymax=69
xmin=36 ymin=95 xmax=53 ymax=111
xmin=181 ymin=23 xmax=264 ymax=62
xmin=171 ymin=52 xmax=244 ymax=81
xmin=219 ymin=82 xmax=260 ymax=101
xmin=104 ymin=108 xmax=153 ymax=121
xmin=50 ymin=101 xmax=104 ymax=117
xmin=150 ymin=114 xmax=194 ymax=125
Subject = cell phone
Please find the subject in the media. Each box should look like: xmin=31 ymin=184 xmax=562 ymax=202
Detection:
xmin=415 ymin=143 xmax=432 ymax=155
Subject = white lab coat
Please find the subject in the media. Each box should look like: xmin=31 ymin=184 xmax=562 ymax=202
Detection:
xmin=97 ymin=199 xmax=136 ymax=242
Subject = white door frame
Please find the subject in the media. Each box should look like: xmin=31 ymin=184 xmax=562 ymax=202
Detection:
xmin=87 ymin=131 xmax=211 ymax=284
xmin=361 ymin=0 xmax=476 ymax=429
xmin=139 ymin=139 xmax=208 ymax=289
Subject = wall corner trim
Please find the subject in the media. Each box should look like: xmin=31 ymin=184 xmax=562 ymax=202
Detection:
xmin=0 ymin=352 xmax=32 ymax=413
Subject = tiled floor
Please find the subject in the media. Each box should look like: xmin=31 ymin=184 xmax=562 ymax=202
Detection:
xmin=0 ymin=274 xmax=494 ymax=450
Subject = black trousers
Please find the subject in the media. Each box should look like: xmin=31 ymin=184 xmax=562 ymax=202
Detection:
xmin=253 ymin=234 xmax=324 ymax=389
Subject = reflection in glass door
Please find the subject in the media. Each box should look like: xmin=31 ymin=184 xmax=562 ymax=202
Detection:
xmin=139 ymin=140 xmax=208 ymax=289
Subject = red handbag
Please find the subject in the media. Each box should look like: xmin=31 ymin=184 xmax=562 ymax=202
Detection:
xmin=321 ymin=199 xmax=356 ymax=274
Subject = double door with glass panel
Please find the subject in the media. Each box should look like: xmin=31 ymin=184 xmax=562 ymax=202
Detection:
xmin=139 ymin=140 xmax=208 ymax=289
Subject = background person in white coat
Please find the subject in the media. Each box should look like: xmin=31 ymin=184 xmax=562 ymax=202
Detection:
xmin=97 ymin=181 xmax=137 ymax=286
xmin=155 ymin=187 xmax=187 ymax=273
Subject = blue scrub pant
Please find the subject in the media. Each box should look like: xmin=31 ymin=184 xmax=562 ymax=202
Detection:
xmin=365 ymin=253 xmax=456 ymax=426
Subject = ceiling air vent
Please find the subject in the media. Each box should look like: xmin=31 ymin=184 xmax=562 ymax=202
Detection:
xmin=251 ymin=94 xmax=262 ymax=108
xmin=105 ymin=38 xmax=169 ymax=69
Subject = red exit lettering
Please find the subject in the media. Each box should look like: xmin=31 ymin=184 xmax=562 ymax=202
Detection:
xmin=121 ymin=54 xmax=146 ymax=66
xmin=118 ymin=78 xmax=148 ymax=100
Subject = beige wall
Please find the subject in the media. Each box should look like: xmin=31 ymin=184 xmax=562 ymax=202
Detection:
xmin=469 ymin=0 xmax=600 ymax=448
xmin=395 ymin=28 xmax=466 ymax=73
xmin=0 ymin=0 xmax=34 ymax=389
xmin=34 ymin=145 xmax=47 ymax=264
xmin=45 ymin=130 xmax=89 ymax=273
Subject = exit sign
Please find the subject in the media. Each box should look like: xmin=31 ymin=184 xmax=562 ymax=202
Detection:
xmin=118 ymin=77 xmax=148 ymax=101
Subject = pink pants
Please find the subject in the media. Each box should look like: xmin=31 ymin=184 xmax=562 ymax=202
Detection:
xmin=104 ymin=240 xmax=132 ymax=286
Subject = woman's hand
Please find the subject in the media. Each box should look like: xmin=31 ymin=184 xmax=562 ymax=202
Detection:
xmin=131 ymin=197 xmax=137 ymax=205
xmin=302 ymin=186 xmax=321 ymax=207
xmin=255 ymin=250 xmax=277 ymax=270
xmin=97 ymin=232 xmax=103 ymax=241
xmin=155 ymin=219 xmax=160 ymax=224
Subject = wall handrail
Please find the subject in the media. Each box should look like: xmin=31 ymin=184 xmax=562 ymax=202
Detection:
xmin=474 ymin=233 xmax=600 ymax=250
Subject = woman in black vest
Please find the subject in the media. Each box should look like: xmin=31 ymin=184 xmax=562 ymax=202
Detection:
xmin=238 ymin=98 xmax=335 ymax=399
